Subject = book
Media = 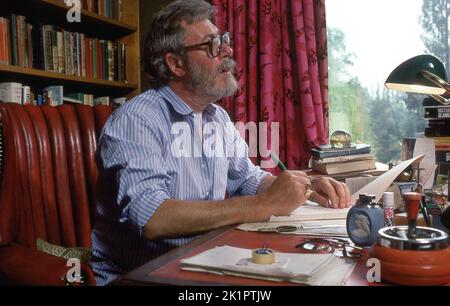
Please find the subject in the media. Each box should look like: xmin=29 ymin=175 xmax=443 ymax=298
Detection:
xmin=312 ymin=158 xmax=376 ymax=175
xmin=311 ymin=143 xmax=371 ymax=159
xmin=0 ymin=82 xmax=22 ymax=103
xmin=425 ymin=126 xmax=450 ymax=137
xmin=313 ymin=153 xmax=374 ymax=164
xmin=315 ymin=144 xmax=356 ymax=151
xmin=44 ymin=85 xmax=63 ymax=106
xmin=180 ymin=245 xmax=356 ymax=285
xmin=94 ymin=96 xmax=110 ymax=106
xmin=269 ymin=200 xmax=350 ymax=222
xmin=424 ymin=107 xmax=450 ymax=119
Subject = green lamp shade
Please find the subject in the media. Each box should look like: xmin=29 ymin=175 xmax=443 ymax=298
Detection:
xmin=385 ymin=54 xmax=448 ymax=95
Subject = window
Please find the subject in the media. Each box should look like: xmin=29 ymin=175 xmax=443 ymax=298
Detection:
xmin=326 ymin=0 xmax=449 ymax=163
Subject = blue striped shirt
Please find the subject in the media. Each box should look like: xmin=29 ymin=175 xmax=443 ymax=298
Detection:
xmin=91 ymin=86 xmax=270 ymax=285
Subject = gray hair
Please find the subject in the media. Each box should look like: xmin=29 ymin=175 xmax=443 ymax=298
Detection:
xmin=143 ymin=0 xmax=216 ymax=88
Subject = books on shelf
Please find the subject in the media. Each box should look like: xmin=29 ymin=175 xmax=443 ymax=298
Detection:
xmin=81 ymin=0 xmax=124 ymax=22
xmin=0 ymin=14 xmax=128 ymax=83
xmin=0 ymin=81 xmax=124 ymax=107
xmin=180 ymin=245 xmax=356 ymax=285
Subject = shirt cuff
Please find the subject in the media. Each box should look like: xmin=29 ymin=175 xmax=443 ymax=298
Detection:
xmin=128 ymin=189 xmax=171 ymax=237
xmin=239 ymin=169 xmax=272 ymax=196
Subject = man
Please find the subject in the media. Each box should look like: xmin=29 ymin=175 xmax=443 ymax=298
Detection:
xmin=91 ymin=0 xmax=351 ymax=286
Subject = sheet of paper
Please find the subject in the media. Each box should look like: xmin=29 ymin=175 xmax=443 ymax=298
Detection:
xmin=269 ymin=200 xmax=350 ymax=222
xmin=237 ymin=219 xmax=348 ymax=236
xmin=350 ymin=154 xmax=425 ymax=203
xmin=345 ymin=176 xmax=378 ymax=195
xmin=412 ymin=134 xmax=436 ymax=189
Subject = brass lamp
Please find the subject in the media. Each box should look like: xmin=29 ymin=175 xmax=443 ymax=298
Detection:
xmin=385 ymin=54 xmax=450 ymax=105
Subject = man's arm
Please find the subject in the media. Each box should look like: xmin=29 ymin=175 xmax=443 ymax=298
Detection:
xmin=144 ymin=171 xmax=311 ymax=240
xmin=256 ymin=175 xmax=277 ymax=194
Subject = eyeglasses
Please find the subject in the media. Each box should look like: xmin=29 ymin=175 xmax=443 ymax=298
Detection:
xmin=295 ymin=238 xmax=364 ymax=260
xmin=184 ymin=32 xmax=231 ymax=58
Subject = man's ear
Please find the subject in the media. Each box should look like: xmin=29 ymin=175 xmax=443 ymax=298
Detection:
xmin=164 ymin=53 xmax=186 ymax=78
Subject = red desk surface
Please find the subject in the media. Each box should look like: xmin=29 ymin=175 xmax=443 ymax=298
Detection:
xmin=118 ymin=227 xmax=380 ymax=286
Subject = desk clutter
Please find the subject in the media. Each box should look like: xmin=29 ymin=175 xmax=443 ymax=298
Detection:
xmin=180 ymin=245 xmax=356 ymax=286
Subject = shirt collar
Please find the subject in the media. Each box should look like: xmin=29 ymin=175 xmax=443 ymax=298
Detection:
xmin=158 ymin=86 xmax=217 ymax=117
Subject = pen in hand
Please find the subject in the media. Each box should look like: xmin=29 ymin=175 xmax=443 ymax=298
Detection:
xmin=270 ymin=152 xmax=313 ymax=198
xmin=270 ymin=152 xmax=287 ymax=171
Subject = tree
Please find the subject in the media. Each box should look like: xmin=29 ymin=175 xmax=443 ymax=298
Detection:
xmin=327 ymin=27 xmax=372 ymax=143
xmin=369 ymin=89 xmax=407 ymax=163
xmin=420 ymin=0 xmax=450 ymax=70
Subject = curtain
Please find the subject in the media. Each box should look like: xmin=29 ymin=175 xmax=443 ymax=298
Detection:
xmin=212 ymin=0 xmax=329 ymax=173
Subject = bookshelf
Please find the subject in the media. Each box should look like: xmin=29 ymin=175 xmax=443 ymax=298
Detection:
xmin=0 ymin=0 xmax=141 ymax=102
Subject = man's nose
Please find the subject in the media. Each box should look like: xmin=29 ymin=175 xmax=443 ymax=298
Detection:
xmin=220 ymin=43 xmax=233 ymax=58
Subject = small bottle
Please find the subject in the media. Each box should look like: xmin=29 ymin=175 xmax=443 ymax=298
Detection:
xmin=383 ymin=192 xmax=395 ymax=227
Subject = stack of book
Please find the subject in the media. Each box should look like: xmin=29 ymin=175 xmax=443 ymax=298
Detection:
xmin=311 ymin=143 xmax=376 ymax=175
xmin=423 ymin=97 xmax=450 ymax=175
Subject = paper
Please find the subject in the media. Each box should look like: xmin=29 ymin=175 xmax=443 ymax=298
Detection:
xmin=345 ymin=176 xmax=378 ymax=195
xmin=350 ymin=154 xmax=425 ymax=203
xmin=412 ymin=134 xmax=436 ymax=189
xmin=269 ymin=200 xmax=350 ymax=222
xmin=180 ymin=245 xmax=356 ymax=285
xmin=237 ymin=219 xmax=348 ymax=237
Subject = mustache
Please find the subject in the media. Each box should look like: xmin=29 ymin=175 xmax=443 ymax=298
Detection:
xmin=218 ymin=59 xmax=236 ymax=73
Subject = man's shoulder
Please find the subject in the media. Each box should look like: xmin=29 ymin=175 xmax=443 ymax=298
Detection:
xmin=121 ymin=89 xmax=163 ymax=114
xmin=113 ymin=89 xmax=167 ymax=121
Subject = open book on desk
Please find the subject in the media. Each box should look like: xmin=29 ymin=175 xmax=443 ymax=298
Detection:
xmin=269 ymin=200 xmax=350 ymax=222
xmin=180 ymin=246 xmax=356 ymax=285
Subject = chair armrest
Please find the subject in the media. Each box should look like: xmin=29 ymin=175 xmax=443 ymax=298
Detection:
xmin=0 ymin=243 xmax=95 ymax=286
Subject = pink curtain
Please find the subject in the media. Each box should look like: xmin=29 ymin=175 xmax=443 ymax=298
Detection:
xmin=212 ymin=0 xmax=329 ymax=173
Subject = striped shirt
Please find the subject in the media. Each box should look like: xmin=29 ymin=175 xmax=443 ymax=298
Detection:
xmin=91 ymin=86 xmax=270 ymax=285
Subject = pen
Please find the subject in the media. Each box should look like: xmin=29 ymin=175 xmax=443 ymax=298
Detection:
xmin=270 ymin=153 xmax=287 ymax=171
xmin=270 ymin=152 xmax=313 ymax=198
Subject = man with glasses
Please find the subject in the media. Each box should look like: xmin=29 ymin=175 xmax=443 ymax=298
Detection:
xmin=91 ymin=0 xmax=351 ymax=285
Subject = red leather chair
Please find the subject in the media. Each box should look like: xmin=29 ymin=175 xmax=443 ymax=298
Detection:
xmin=0 ymin=101 xmax=112 ymax=285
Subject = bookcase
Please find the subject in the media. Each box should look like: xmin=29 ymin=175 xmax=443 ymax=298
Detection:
xmin=0 ymin=0 xmax=141 ymax=103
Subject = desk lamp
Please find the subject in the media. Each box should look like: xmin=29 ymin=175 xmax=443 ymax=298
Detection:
xmin=385 ymin=54 xmax=450 ymax=229
xmin=385 ymin=54 xmax=450 ymax=105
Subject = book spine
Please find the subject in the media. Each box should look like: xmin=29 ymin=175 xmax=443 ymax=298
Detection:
xmin=435 ymin=151 xmax=450 ymax=163
xmin=10 ymin=14 xmax=18 ymax=66
xmin=425 ymin=127 xmax=450 ymax=137
xmin=424 ymin=107 xmax=450 ymax=119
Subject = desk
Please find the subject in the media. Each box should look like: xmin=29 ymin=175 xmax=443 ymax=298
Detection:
xmin=116 ymin=226 xmax=379 ymax=286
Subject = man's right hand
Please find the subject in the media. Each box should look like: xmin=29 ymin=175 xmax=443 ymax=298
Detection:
xmin=258 ymin=170 xmax=311 ymax=218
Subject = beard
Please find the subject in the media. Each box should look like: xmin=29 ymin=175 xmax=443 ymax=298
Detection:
xmin=185 ymin=57 xmax=238 ymax=99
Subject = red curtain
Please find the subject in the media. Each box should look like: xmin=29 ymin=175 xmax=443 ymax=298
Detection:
xmin=212 ymin=0 xmax=329 ymax=173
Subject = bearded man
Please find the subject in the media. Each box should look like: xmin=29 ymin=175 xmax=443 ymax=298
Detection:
xmin=91 ymin=0 xmax=351 ymax=286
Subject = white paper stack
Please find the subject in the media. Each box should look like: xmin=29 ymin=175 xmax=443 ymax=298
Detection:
xmin=180 ymin=245 xmax=356 ymax=286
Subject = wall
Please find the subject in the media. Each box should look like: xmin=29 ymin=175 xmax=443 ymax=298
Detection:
xmin=139 ymin=0 xmax=173 ymax=91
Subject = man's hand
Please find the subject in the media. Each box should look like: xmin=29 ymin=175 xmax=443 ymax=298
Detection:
xmin=258 ymin=170 xmax=311 ymax=217
xmin=309 ymin=177 xmax=351 ymax=209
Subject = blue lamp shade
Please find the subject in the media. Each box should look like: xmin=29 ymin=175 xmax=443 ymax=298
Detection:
xmin=385 ymin=54 xmax=448 ymax=95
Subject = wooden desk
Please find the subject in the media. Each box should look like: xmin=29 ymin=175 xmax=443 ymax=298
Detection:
xmin=116 ymin=226 xmax=378 ymax=286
